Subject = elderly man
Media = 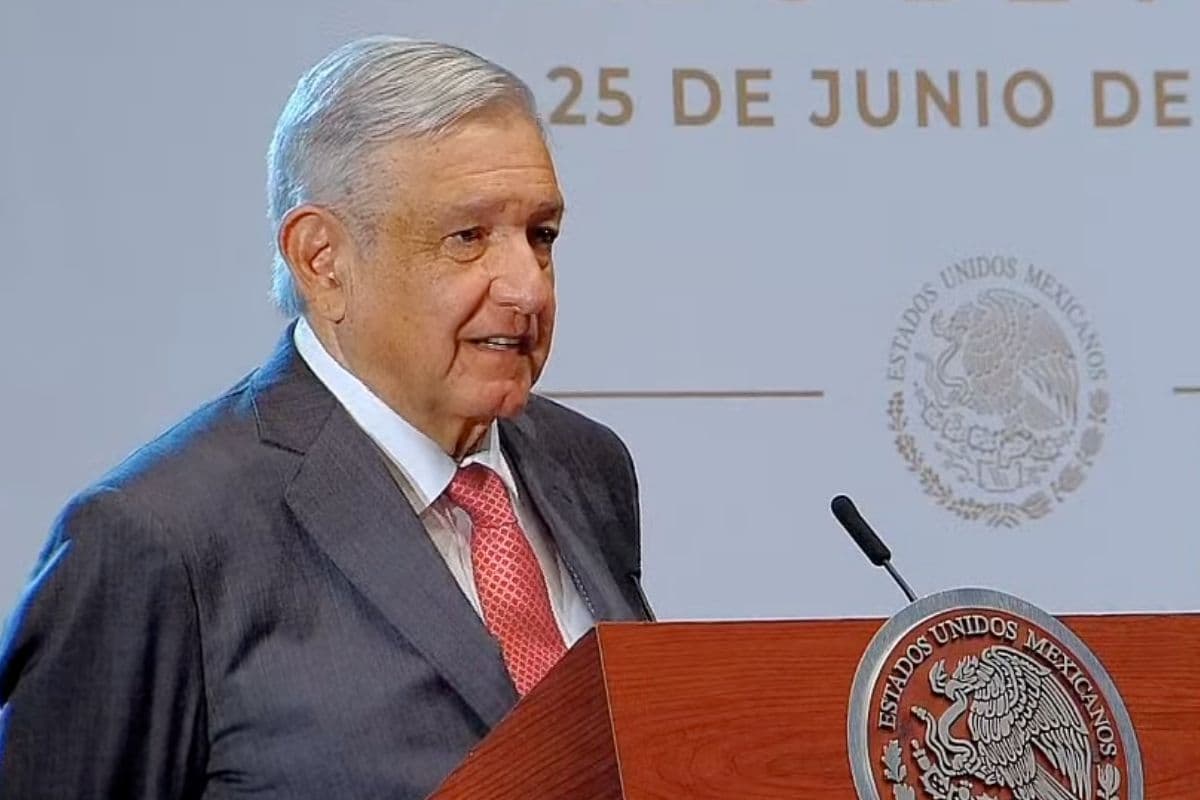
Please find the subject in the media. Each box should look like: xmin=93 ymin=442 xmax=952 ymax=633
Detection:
xmin=0 ymin=37 xmax=649 ymax=799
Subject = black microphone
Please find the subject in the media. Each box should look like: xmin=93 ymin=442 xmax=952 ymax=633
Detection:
xmin=830 ymin=494 xmax=919 ymax=603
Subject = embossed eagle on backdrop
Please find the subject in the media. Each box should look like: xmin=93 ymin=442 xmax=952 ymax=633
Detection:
xmin=921 ymin=289 xmax=1079 ymax=432
xmin=912 ymin=645 xmax=1092 ymax=800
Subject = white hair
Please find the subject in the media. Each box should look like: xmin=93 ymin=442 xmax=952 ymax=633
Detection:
xmin=266 ymin=36 xmax=540 ymax=316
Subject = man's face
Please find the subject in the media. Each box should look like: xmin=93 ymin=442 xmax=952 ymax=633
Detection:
xmin=331 ymin=107 xmax=563 ymax=451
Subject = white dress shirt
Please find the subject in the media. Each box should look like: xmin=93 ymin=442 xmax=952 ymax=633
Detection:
xmin=293 ymin=318 xmax=594 ymax=647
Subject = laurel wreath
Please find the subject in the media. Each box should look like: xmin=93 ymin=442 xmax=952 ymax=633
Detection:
xmin=881 ymin=740 xmax=916 ymax=800
xmin=882 ymin=732 xmax=1118 ymax=799
xmin=1098 ymin=763 xmax=1122 ymax=800
xmin=888 ymin=389 xmax=1108 ymax=528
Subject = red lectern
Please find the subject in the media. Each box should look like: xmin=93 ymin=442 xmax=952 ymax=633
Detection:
xmin=429 ymin=615 xmax=1198 ymax=799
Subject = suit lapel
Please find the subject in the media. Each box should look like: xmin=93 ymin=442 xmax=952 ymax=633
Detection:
xmin=253 ymin=334 xmax=517 ymax=729
xmin=499 ymin=415 xmax=643 ymax=624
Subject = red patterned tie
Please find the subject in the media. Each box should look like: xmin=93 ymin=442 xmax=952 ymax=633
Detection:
xmin=446 ymin=464 xmax=567 ymax=695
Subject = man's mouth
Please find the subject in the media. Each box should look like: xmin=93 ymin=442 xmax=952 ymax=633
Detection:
xmin=470 ymin=335 xmax=530 ymax=353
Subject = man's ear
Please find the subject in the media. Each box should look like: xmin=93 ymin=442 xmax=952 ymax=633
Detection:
xmin=278 ymin=204 xmax=354 ymax=323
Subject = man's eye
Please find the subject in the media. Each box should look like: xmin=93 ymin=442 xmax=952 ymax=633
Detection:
xmin=443 ymin=228 xmax=488 ymax=262
xmin=531 ymin=226 xmax=559 ymax=247
xmin=452 ymin=228 xmax=484 ymax=244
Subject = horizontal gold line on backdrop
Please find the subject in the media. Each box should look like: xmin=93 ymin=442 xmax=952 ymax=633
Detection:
xmin=1173 ymin=386 xmax=1200 ymax=395
xmin=542 ymin=390 xmax=825 ymax=400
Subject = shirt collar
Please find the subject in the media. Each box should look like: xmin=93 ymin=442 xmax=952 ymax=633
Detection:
xmin=293 ymin=317 xmax=519 ymax=512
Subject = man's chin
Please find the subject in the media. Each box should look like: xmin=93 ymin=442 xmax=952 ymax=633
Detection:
xmin=493 ymin=387 xmax=533 ymax=419
xmin=464 ymin=381 xmax=533 ymax=421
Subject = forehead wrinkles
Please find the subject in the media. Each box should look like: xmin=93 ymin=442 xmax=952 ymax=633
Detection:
xmin=355 ymin=126 xmax=559 ymax=232
xmin=401 ymin=177 xmax=562 ymax=234
xmin=418 ymin=161 xmax=560 ymax=208
xmin=408 ymin=115 xmax=555 ymax=183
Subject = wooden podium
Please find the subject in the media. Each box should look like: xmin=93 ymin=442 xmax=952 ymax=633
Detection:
xmin=429 ymin=614 xmax=1199 ymax=799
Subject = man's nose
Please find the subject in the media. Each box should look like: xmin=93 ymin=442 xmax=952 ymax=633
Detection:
xmin=489 ymin=238 xmax=552 ymax=315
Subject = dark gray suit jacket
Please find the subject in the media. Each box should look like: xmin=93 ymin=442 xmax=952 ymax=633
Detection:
xmin=0 ymin=330 xmax=648 ymax=799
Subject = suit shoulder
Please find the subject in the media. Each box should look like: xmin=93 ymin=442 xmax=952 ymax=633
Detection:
xmin=67 ymin=376 xmax=291 ymax=538
xmin=99 ymin=380 xmax=256 ymax=484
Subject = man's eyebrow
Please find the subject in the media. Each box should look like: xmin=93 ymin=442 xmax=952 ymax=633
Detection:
xmin=444 ymin=198 xmax=503 ymax=219
xmin=441 ymin=197 xmax=565 ymax=222
xmin=531 ymin=200 xmax=565 ymax=221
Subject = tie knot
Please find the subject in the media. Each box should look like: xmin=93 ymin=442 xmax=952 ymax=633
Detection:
xmin=446 ymin=464 xmax=512 ymax=527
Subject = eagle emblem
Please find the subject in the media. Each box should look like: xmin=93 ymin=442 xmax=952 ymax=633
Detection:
xmin=850 ymin=591 xmax=1139 ymax=800
xmin=920 ymin=289 xmax=1079 ymax=433
xmin=910 ymin=646 xmax=1091 ymax=800
xmin=886 ymin=262 xmax=1110 ymax=526
xmin=914 ymin=289 xmax=1078 ymax=494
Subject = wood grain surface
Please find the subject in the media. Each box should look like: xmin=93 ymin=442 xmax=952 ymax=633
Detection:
xmin=430 ymin=614 xmax=1199 ymax=798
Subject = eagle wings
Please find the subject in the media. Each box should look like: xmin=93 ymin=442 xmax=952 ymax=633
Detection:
xmin=929 ymin=645 xmax=1093 ymax=800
